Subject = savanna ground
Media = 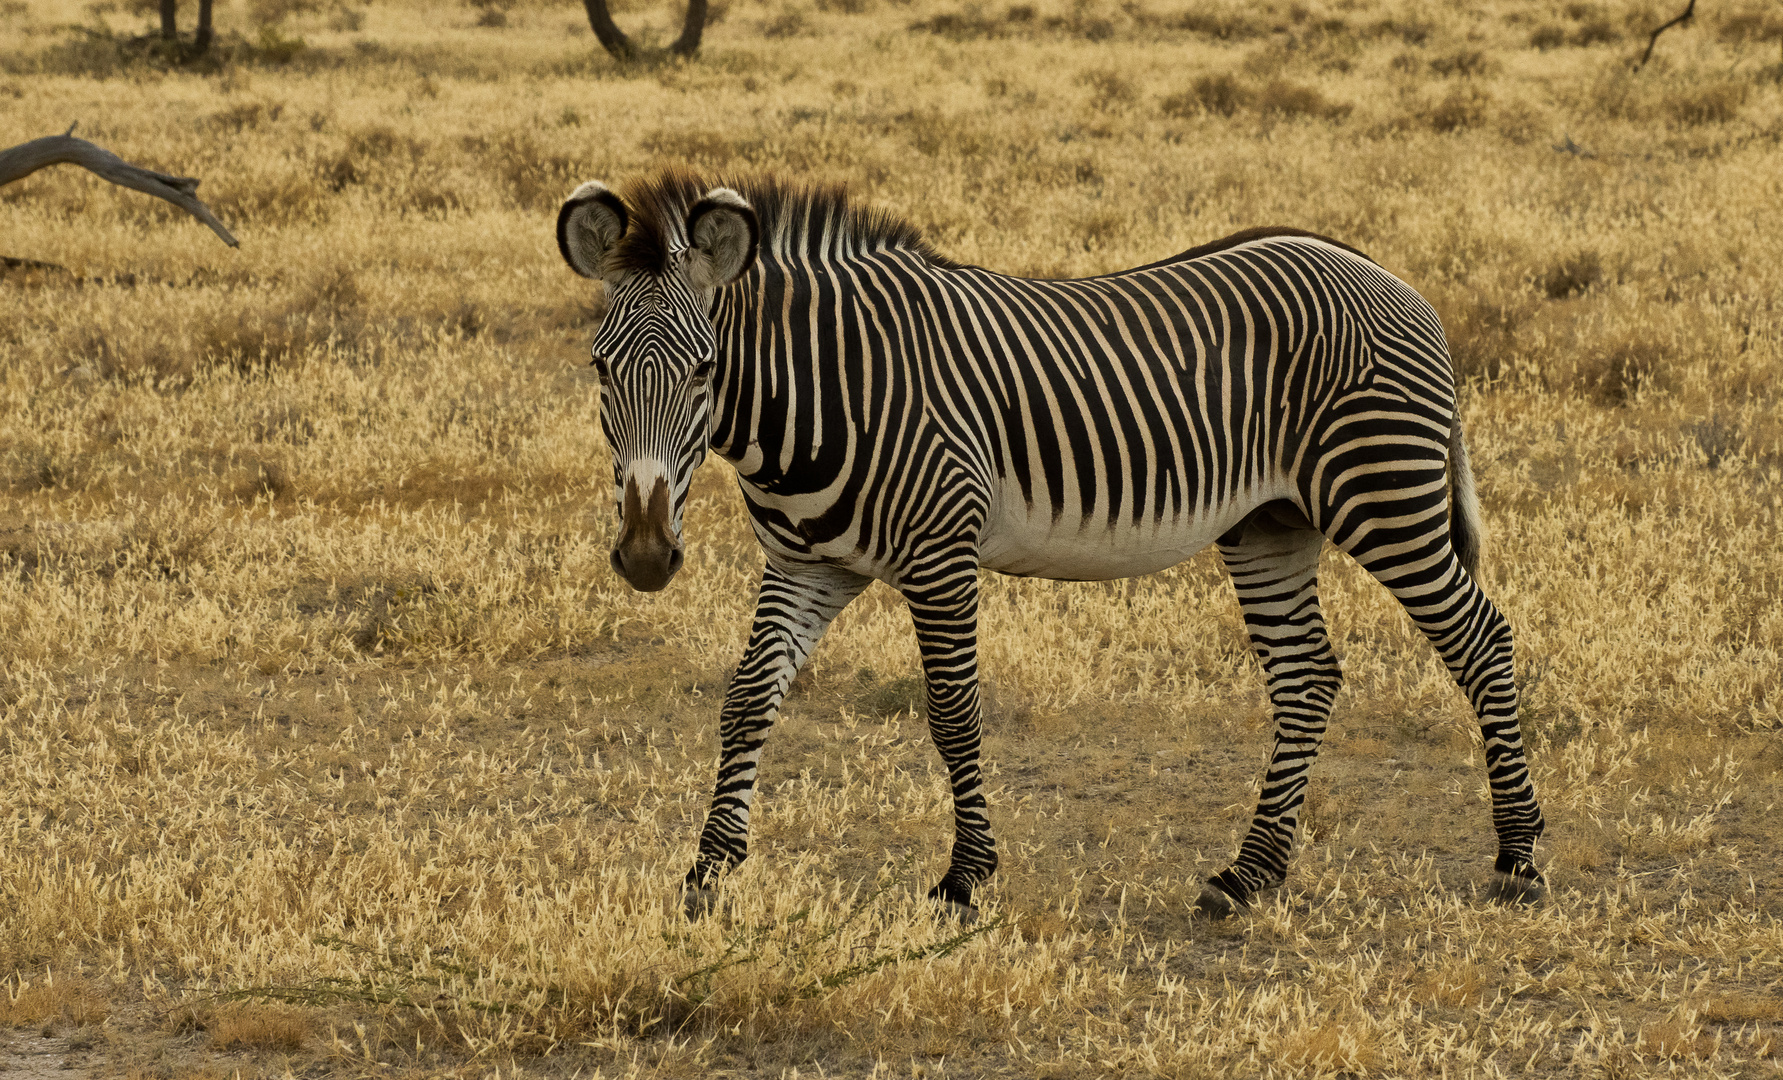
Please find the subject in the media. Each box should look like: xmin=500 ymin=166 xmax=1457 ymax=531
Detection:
xmin=3 ymin=0 xmax=1783 ymax=1074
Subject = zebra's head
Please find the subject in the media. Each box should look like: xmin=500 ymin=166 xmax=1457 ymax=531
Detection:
xmin=557 ymin=179 xmax=760 ymax=592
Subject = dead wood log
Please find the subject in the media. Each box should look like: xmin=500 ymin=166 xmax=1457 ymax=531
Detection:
xmin=0 ymin=125 xmax=238 ymax=247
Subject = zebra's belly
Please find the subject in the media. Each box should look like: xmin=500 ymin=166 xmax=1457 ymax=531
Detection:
xmin=977 ymin=498 xmax=1262 ymax=581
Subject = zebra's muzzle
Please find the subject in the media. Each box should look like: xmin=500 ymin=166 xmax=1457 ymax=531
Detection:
xmin=611 ymin=476 xmax=683 ymax=592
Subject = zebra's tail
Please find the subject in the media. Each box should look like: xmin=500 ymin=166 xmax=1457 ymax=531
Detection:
xmin=1448 ymin=414 xmax=1485 ymax=578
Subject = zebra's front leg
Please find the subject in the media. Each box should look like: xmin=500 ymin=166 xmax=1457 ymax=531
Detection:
xmin=901 ymin=566 xmax=996 ymax=919
xmin=1199 ymin=508 xmax=1343 ymax=917
xmin=684 ymin=560 xmax=871 ymax=917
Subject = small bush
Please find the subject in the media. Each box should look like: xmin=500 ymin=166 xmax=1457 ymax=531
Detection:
xmin=1080 ymin=68 xmax=1136 ymax=111
xmin=1256 ymin=79 xmax=1350 ymax=120
xmin=1369 ymin=17 xmax=1432 ymax=45
xmin=1571 ymin=18 xmax=1621 ymax=46
xmin=1428 ymin=49 xmax=1496 ymax=78
xmin=1163 ymin=73 xmax=1249 ymax=118
xmin=1172 ymin=8 xmax=1265 ymax=40
xmin=1542 ymin=251 xmax=1604 ymax=299
xmin=1429 ymin=86 xmax=1491 ymax=132
xmin=1569 ymin=332 xmax=1670 ymax=405
xmin=1529 ymin=24 xmax=1567 ymax=50
xmin=1719 ymin=8 xmax=1783 ymax=44
xmin=761 ymin=9 xmax=810 ymax=37
xmin=1666 ymin=81 xmax=1749 ymax=125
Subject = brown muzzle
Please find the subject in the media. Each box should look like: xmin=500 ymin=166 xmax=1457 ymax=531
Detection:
xmin=611 ymin=477 xmax=684 ymax=592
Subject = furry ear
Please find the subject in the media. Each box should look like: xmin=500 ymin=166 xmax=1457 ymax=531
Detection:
xmin=685 ymin=188 xmax=759 ymax=289
xmin=557 ymin=181 xmax=629 ymax=279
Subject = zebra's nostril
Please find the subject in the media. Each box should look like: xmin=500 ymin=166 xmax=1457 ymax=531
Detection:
xmin=667 ymin=548 xmax=684 ymax=573
xmin=610 ymin=549 xmax=626 ymax=576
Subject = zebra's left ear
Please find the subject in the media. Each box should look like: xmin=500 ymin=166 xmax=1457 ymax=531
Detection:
xmin=685 ymin=188 xmax=759 ymax=290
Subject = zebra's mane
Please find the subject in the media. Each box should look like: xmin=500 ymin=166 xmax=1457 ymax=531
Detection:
xmin=611 ymin=168 xmax=961 ymax=276
xmin=609 ymin=168 xmax=1376 ymax=279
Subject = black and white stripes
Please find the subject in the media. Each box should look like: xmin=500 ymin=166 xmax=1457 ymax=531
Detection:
xmin=557 ymin=170 xmax=1545 ymax=918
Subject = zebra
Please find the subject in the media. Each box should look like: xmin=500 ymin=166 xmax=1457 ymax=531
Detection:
xmin=555 ymin=169 xmax=1545 ymax=919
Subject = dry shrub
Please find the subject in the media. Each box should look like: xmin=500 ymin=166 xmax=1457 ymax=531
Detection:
xmin=491 ymin=132 xmax=576 ymax=211
xmin=1370 ymin=16 xmax=1432 ymax=45
xmin=643 ymin=128 xmax=747 ymax=166
xmin=1639 ymin=1017 xmax=1718 ymax=1061
xmin=1277 ymin=1017 xmax=1381 ymax=1072
xmin=1665 ymin=80 xmax=1750 ymax=125
xmin=1719 ymin=6 xmax=1783 ymax=44
xmin=210 ymin=170 xmax=333 ymax=228
xmin=1566 ymin=330 xmax=1672 ymax=405
xmin=206 ymin=1004 xmax=309 ymax=1051
xmin=1429 ymin=85 xmax=1492 ymax=132
xmin=1570 ymin=17 xmax=1621 ymax=46
xmin=1171 ymin=6 xmax=1265 ymax=40
xmin=1162 ymin=73 xmax=1249 ymax=118
xmin=1700 ymin=993 xmax=1783 ymax=1025
xmin=0 ymin=975 xmax=109 ymax=1028
xmin=1434 ymin=289 xmax=1538 ymax=382
xmin=1256 ymin=78 xmax=1350 ymax=120
xmin=1418 ymin=961 xmax=1490 ymax=1007
xmin=236 ymin=459 xmax=296 ymax=502
xmin=205 ymin=100 xmax=285 ymax=133
xmin=761 ymin=9 xmax=811 ymax=37
xmin=907 ymin=7 xmax=1011 ymax=40
xmin=1542 ymin=250 xmax=1603 ymax=299
xmin=1529 ymin=23 xmax=1568 ymax=50
xmin=247 ymin=0 xmax=321 ymax=25
xmin=1080 ymin=68 xmax=1136 ymax=111
xmin=1428 ymin=48 xmax=1497 ymax=77
xmin=317 ymin=126 xmax=429 ymax=193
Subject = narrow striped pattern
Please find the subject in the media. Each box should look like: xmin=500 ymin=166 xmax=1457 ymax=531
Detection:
xmin=567 ymin=172 xmax=1544 ymax=917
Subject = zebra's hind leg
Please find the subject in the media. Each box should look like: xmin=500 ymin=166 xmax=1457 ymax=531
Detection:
xmin=1344 ymin=528 xmax=1546 ymax=905
xmin=683 ymin=561 xmax=872 ymax=918
xmin=1199 ymin=504 xmax=1343 ymax=918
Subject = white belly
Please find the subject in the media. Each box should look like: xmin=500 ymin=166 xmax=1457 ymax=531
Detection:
xmin=977 ymin=485 xmax=1285 ymax=581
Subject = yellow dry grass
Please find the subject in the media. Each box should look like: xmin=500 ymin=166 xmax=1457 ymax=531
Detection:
xmin=2 ymin=0 xmax=1782 ymax=1075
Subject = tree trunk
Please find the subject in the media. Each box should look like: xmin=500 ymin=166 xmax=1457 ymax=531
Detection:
xmin=580 ymin=0 xmax=709 ymax=61
xmin=159 ymin=0 xmax=177 ymax=39
xmin=0 ymin=131 xmax=239 ymax=247
xmin=580 ymin=0 xmax=637 ymax=61
xmin=670 ymin=0 xmax=707 ymax=56
xmin=195 ymin=0 xmax=214 ymax=53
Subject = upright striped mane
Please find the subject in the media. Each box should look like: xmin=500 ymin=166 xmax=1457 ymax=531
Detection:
xmin=612 ymin=168 xmax=960 ymax=276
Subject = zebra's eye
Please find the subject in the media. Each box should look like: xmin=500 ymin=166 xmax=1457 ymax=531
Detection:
xmin=689 ymin=360 xmax=715 ymax=387
xmin=591 ymin=354 xmax=612 ymax=383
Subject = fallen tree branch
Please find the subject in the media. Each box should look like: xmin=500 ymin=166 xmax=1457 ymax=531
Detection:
xmin=1638 ymin=0 xmax=1696 ymax=68
xmin=0 ymin=124 xmax=239 ymax=247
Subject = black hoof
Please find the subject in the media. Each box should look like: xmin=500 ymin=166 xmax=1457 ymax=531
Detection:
xmin=1486 ymin=870 xmax=1545 ymax=907
xmin=927 ymin=878 xmax=978 ymax=923
xmin=682 ymin=885 xmax=717 ymax=920
xmin=935 ymin=898 xmax=980 ymax=925
xmin=1194 ymin=881 xmax=1245 ymax=919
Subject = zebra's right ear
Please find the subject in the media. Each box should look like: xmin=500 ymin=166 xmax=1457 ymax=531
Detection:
xmin=557 ymin=181 xmax=629 ymax=279
xmin=685 ymin=187 xmax=759 ymax=290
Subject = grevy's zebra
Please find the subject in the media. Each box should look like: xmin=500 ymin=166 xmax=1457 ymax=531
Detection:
xmin=556 ymin=170 xmax=1545 ymax=918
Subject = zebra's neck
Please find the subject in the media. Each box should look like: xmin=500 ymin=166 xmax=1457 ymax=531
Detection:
xmin=707 ymin=252 xmax=898 ymax=496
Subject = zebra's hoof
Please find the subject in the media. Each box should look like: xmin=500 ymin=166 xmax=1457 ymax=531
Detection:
xmin=936 ymin=898 xmax=980 ymax=926
xmin=682 ymin=886 xmax=718 ymax=921
xmin=1193 ymin=882 xmax=1245 ymax=919
xmin=1486 ymin=870 xmax=1545 ymax=907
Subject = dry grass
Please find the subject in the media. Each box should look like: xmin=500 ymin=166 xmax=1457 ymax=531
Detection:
xmin=2 ymin=0 xmax=1783 ymax=1076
